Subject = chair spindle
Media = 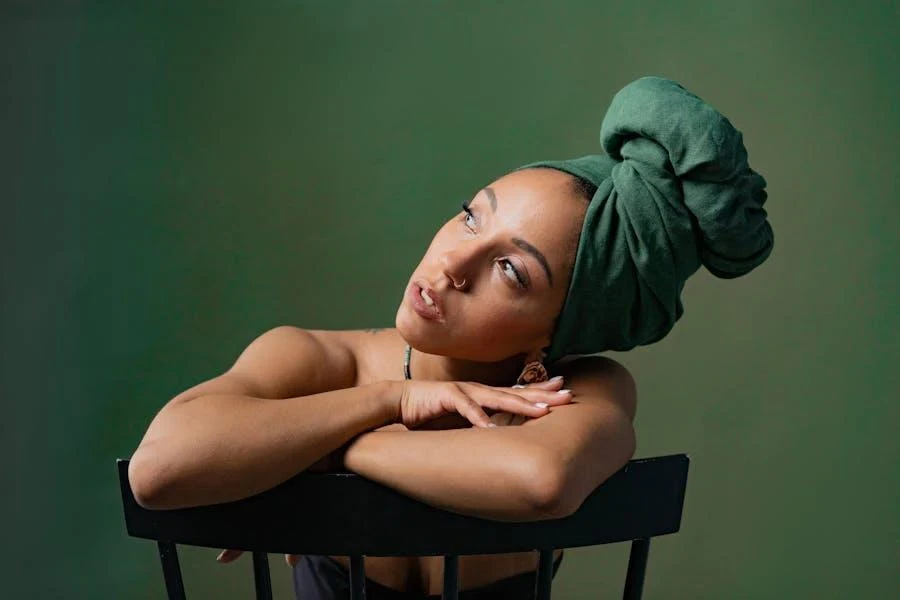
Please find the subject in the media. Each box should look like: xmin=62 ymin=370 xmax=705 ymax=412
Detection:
xmin=251 ymin=552 xmax=272 ymax=600
xmin=157 ymin=541 xmax=186 ymax=600
xmin=442 ymin=554 xmax=459 ymax=600
xmin=622 ymin=538 xmax=651 ymax=600
xmin=350 ymin=554 xmax=366 ymax=600
xmin=535 ymin=549 xmax=555 ymax=600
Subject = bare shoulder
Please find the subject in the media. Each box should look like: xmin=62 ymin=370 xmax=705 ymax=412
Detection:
xmin=229 ymin=326 xmax=406 ymax=397
xmin=224 ymin=326 xmax=359 ymax=398
xmin=552 ymin=356 xmax=637 ymax=422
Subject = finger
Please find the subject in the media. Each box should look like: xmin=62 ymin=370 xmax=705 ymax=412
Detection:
xmin=452 ymin=391 xmax=496 ymax=428
xmin=464 ymin=380 xmax=564 ymax=399
xmin=507 ymin=387 xmax=574 ymax=412
xmin=285 ymin=554 xmax=302 ymax=567
xmin=216 ymin=549 xmax=244 ymax=563
xmin=514 ymin=387 xmax=574 ymax=406
xmin=460 ymin=382 xmax=570 ymax=415
xmin=475 ymin=388 xmax=560 ymax=417
xmin=512 ymin=375 xmax=565 ymax=391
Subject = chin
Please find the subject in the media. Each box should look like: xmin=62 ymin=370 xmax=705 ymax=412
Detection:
xmin=395 ymin=305 xmax=520 ymax=363
xmin=394 ymin=305 xmax=445 ymax=355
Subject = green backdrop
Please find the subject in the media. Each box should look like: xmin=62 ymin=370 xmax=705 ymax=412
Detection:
xmin=2 ymin=2 xmax=897 ymax=598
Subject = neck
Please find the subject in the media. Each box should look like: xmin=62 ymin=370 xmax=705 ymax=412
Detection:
xmin=407 ymin=346 xmax=526 ymax=387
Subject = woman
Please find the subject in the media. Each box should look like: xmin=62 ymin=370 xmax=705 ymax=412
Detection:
xmin=128 ymin=77 xmax=774 ymax=599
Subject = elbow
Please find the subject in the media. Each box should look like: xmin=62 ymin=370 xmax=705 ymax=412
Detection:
xmin=522 ymin=454 xmax=573 ymax=521
xmin=531 ymin=475 xmax=583 ymax=521
xmin=526 ymin=429 xmax=638 ymax=521
xmin=128 ymin=446 xmax=181 ymax=510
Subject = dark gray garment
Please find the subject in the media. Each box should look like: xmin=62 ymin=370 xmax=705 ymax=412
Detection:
xmin=293 ymin=553 xmax=564 ymax=599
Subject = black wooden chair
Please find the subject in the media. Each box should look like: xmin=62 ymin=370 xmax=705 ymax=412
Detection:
xmin=117 ymin=454 xmax=688 ymax=600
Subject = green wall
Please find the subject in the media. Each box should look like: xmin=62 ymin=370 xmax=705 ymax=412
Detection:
xmin=2 ymin=2 xmax=897 ymax=598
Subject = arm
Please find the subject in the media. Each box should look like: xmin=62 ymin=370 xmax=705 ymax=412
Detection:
xmin=128 ymin=327 xmax=400 ymax=509
xmin=343 ymin=357 xmax=637 ymax=521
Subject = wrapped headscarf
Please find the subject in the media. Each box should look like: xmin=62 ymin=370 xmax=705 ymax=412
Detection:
xmin=520 ymin=77 xmax=774 ymax=363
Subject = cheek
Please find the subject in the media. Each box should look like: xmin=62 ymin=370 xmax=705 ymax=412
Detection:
xmin=457 ymin=292 xmax=550 ymax=346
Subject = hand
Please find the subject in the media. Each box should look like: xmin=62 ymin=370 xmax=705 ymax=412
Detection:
xmin=397 ymin=376 xmax=572 ymax=430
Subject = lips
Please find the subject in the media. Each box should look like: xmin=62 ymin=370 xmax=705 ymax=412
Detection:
xmin=408 ymin=280 xmax=444 ymax=321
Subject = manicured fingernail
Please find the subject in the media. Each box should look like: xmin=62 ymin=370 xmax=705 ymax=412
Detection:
xmin=550 ymin=376 xmax=564 ymax=383
xmin=487 ymin=423 xmax=498 ymax=428
xmin=557 ymin=389 xmax=572 ymax=395
xmin=512 ymin=384 xmax=525 ymax=389
xmin=535 ymin=402 xmax=549 ymax=408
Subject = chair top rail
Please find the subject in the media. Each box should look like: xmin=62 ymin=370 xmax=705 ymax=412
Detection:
xmin=118 ymin=454 xmax=688 ymax=556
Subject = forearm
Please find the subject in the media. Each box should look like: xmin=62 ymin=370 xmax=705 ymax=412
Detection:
xmin=343 ymin=426 xmax=559 ymax=521
xmin=129 ymin=381 xmax=400 ymax=509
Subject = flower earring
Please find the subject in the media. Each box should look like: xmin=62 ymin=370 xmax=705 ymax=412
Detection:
xmin=516 ymin=349 xmax=548 ymax=385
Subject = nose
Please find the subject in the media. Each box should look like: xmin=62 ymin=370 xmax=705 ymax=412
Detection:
xmin=439 ymin=242 xmax=480 ymax=291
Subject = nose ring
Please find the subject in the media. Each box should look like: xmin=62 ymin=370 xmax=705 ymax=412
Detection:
xmin=453 ymin=278 xmax=467 ymax=290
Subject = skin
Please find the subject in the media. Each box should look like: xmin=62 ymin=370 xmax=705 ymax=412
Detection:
xmin=133 ymin=168 xmax=637 ymax=595
xmin=396 ymin=167 xmax=584 ymax=372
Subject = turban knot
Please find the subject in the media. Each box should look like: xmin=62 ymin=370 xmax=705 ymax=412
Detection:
xmin=520 ymin=77 xmax=774 ymax=363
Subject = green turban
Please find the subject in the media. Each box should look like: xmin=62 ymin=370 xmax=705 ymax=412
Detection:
xmin=520 ymin=77 xmax=774 ymax=363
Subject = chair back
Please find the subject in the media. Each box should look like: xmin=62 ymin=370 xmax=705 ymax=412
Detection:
xmin=118 ymin=454 xmax=689 ymax=599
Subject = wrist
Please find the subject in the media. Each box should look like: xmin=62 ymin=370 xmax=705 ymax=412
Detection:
xmin=373 ymin=380 xmax=402 ymax=425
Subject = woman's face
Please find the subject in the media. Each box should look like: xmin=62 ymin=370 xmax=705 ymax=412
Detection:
xmin=396 ymin=168 xmax=588 ymax=362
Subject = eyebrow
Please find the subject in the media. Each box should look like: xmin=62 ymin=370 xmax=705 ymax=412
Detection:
xmin=512 ymin=237 xmax=553 ymax=286
xmin=483 ymin=187 xmax=498 ymax=212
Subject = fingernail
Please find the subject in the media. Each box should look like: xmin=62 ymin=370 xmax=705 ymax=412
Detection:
xmin=557 ymin=389 xmax=572 ymax=395
xmin=550 ymin=376 xmax=564 ymax=383
xmin=535 ymin=402 xmax=549 ymax=408
xmin=487 ymin=423 xmax=498 ymax=428
xmin=216 ymin=551 xmax=226 ymax=562
xmin=512 ymin=384 xmax=525 ymax=389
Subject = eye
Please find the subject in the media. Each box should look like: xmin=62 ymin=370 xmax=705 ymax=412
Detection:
xmin=461 ymin=203 xmax=476 ymax=231
xmin=498 ymin=259 xmax=527 ymax=288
